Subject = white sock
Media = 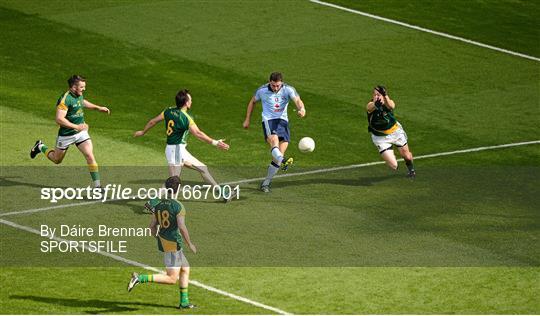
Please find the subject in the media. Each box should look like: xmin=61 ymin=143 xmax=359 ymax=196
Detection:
xmin=262 ymin=162 xmax=280 ymax=186
xmin=271 ymin=147 xmax=283 ymax=164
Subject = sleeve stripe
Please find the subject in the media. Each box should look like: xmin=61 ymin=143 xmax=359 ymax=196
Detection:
xmin=57 ymin=91 xmax=69 ymax=111
xmin=184 ymin=112 xmax=195 ymax=126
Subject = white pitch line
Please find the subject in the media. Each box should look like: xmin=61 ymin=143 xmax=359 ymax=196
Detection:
xmin=225 ymin=140 xmax=540 ymax=185
xmin=0 ymin=218 xmax=291 ymax=315
xmin=0 ymin=200 xmax=109 ymax=217
xmin=309 ymin=0 xmax=540 ymax=62
xmin=1 ymin=140 xmax=539 ymax=217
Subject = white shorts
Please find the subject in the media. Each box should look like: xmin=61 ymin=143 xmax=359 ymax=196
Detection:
xmin=56 ymin=130 xmax=90 ymax=150
xmin=371 ymin=122 xmax=408 ymax=153
xmin=165 ymin=144 xmax=205 ymax=166
xmin=163 ymin=249 xmax=189 ymax=269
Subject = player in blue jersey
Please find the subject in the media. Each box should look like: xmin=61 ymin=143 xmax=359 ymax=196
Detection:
xmin=243 ymin=72 xmax=306 ymax=193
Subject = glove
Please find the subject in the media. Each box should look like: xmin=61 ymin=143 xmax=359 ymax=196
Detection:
xmin=375 ymin=85 xmax=387 ymax=96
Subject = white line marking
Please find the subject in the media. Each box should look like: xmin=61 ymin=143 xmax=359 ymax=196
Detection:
xmin=225 ymin=140 xmax=540 ymax=185
xmin=1 ymin=140 xmax=538 ymax=217
xmin=309 ymin=0 xmax=540 ymax=62
xmin=0 ymin=200 xmax=110 ymax=217
xmin=0 ymin=218 xmax=291 ymax=315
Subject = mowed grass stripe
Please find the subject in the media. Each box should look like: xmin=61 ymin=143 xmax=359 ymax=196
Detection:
xmin=0 ymin=218 xmax=291 ymax=315
xmin=2 ymin=139 xmax=537 ymax=217
xmin=310 ymin=0 xmax=540 ymax=61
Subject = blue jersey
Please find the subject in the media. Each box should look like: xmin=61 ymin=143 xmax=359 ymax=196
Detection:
xmin=254 ymin=83 xmax=299 ymax=122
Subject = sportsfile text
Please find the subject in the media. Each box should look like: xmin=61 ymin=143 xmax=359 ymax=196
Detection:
xmin=40 ymin=184 xmax=239 ymax=203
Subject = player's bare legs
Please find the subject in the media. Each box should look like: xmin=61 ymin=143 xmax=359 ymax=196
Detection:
xmin=183 ymin=159 xmax=218 ymax=187
xmin=151 ymin=268 xmax=180 ymax=285
xmin=380 ymin=149 xmax=398 ymax=170
xmin=46 ymin=148 xmax=68 ymax=164
xmin=77 ymin=140 xmax=101 ymax=187
xmin=179 ymin=266 xmax=189 ymax=289
xmin=168 ymin=165 xmax=181 ymax=177
xmin=279 ymin=141 xmax=288 ymax=157
xmin=398 ymin=144 xmax=415 ymax=178
xmin=128 ymin=267 xmax=194 ymax=308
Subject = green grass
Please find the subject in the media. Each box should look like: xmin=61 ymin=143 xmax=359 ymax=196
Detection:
xmin=1 ymin=0 xmax=539 ymax=314
xmin=325 ymin=0 xmax=540 ymax=57
xmin=1 ymin=267 xmax=538 ymax=314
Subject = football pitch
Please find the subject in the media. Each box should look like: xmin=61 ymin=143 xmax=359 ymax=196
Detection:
xmin=1 ymin=0 xmax=539 ymax=314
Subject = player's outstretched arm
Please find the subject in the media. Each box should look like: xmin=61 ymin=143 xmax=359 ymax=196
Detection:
xmin=83 ymin=100 xmax=110 ymax=114
xmin=56 ymin=108 xmax=88 ymax=131
xmin=134 ymin=113 xmax=163 ymax=137
xmin=243 ymin=96 xmax=257 ymax=129
xmin=293 ymin=96 xmax=306 ymax=118
xmin=177 ymin=215 xmax=196 ymax=253
xmin=188 ymin=123 xmax=229 ymax=150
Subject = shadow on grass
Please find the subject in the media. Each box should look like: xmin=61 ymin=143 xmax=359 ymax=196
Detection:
xmin=108 ymin=195 xmax=245 ymax=215
xmin=272 ymin=174 xmax=396 ymax=189
xmin=10 ymin=295 xmax=176 ymax=314
xmin=0 ymin=176 xmax=68 ymax=189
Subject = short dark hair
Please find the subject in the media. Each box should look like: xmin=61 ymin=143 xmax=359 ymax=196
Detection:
xmin=68 ymin=75 xmax=86 ymax=87
xmin=175 ymin=89 xmax=190 ymax=107
xmin=269 ymin=72 xmax=283 ymax=82
xmin=165 ymin=176 xmax=181 ymax=193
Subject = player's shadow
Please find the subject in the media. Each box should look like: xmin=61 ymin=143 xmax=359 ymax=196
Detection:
xmin=272 ymin=175 xmax=396 ymax=189
xmin=108 ymin=200 xmax=152 ymax=215
xmin=109 ymin=196 xmax=233 ymax=216
xmin=127 ymin=179 xmax=201 ymax=186
xmin=10 ymin=295 xmax=175 ymax=314
xmin=0 ymin=176 xmax=68 ymax=189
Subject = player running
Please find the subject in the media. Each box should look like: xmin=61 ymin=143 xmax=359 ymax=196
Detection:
xmin=243 ymin=72 xmax=306 ymax=193
xmin=127 ymin=176 xmax=197 ymax=309
xmin=134 ymin=89 xmax=232 ymax=199
xmin=30 ymin=75 xmax=110 ymax=188
xmin=367 ymin=85 xmax=415 ymax=178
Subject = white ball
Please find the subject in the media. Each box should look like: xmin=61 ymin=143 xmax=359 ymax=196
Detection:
xmin=298 ymin=137 xmax=315 ymax=153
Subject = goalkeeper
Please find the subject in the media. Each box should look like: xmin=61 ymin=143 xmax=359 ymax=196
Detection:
xmin=366 ymin=85 xmax=415 ymax=178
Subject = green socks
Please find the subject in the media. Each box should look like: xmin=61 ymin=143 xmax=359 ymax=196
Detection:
xmin=88 ymin=163 xmax=100 ymax=187
xmin=180 ymin=287 xmax=189 ymax=306
xmin=39 ymin=143 xmax=48 ymax=154
xmin=405 ymin=160 xmax=415 ymax=172
xmin=138 ymin=274 xmax=153 ymax=283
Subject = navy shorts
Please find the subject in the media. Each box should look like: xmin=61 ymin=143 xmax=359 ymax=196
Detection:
xmin=262 ymin=119 xmax=290 ymax=142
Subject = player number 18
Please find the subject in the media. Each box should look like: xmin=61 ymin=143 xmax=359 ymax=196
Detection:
xmin=156 ymin=210 xmax=170 ymax=228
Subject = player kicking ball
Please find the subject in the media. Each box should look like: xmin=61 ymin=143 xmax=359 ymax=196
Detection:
xmin=243 ymin=72 xmax=307 ymax=193
xmin=367 ymin=85 xmax=415 ymax=178
xmin=134 ymin=89 xmax=234 ymax=201
xmin=30 ymin=75 xmax=110 ymax=188
xmin=128 ymin=176 xmax=197 ymax=309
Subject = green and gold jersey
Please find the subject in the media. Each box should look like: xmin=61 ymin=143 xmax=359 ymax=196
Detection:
xmin=162 ymin=107 xmax=195 ymax=145
xmin=148 ymin=198 xmax=187 ymax=252
xmin=56 ymin=91 xmax=85 ymax=136
xmin=367 ymin=101 xmax=398 ymax=136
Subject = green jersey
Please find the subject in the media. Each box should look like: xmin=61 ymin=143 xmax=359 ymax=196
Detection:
xmin=162 ymin=107 xmax=194 ymax=145
xmin=367 ymin=101 xmax=398 ymax=136
xmin=147 ymin=198 xmax=187 ymax=252
xmin=56 ymin=91 xmax=85 ymax=136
